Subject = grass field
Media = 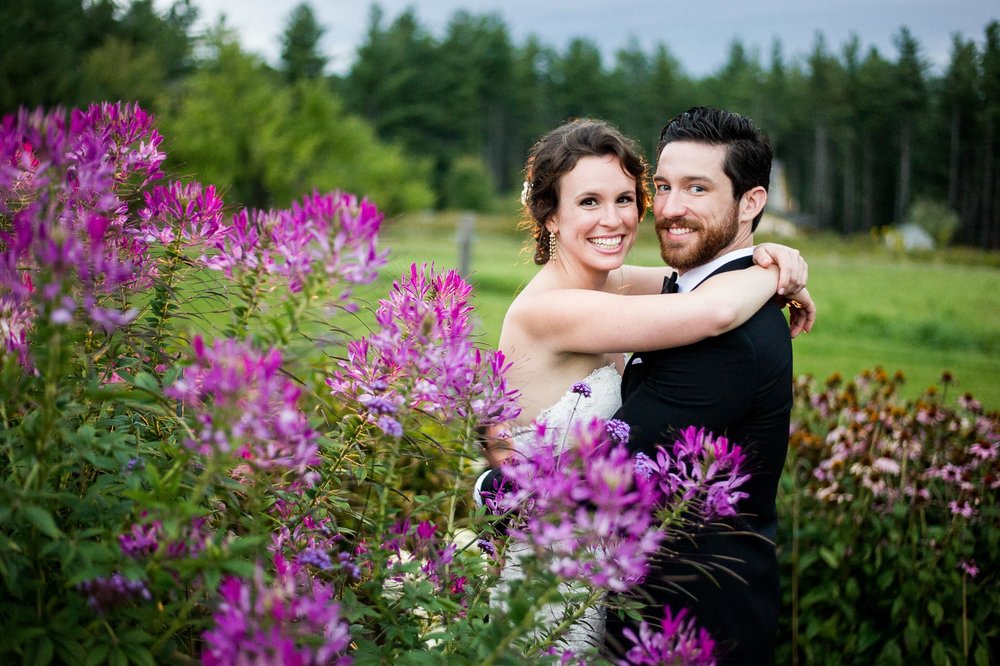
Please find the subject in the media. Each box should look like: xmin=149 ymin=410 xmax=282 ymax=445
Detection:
xmin=374 ymin=211 xmax=1000 ymax=409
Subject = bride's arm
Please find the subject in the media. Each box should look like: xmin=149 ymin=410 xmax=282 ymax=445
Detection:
xmin=510 ymin=264 xmax=782 ymax=354
xmin=617 ymin=243 xmax=808 ymax=295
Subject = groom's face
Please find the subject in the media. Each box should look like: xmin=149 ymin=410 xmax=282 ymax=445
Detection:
xmin=652 ymin=141 xmax=746 ymax=271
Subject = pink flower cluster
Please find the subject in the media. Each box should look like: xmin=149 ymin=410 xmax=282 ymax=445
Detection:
xmin=201 ymin=190 xmax=386 ymax=296
xmin=619 ymin=606 xmax=717 ymax=666
xmin=328 ymin=263 xmax=521 ymax=432
xmin=0 ymin=103 xmax=165 ymax=363
xmin=139 ymin=180 xmax=227 ymax=248
xmin=498 ymin=417 xmax=663 ymax=593
xmin=202 ymin=557 xmax=351 ymax=666
xmin=166 ymin=336 xmax=319 ymax=485
xmin=119 ymin=514 xmax=211 ymax=560
xmin=382 ymin=519 xmax=466 ymax=597
xmin=270 ymin=505 xmax=361 ymax=581
xmin=77 ymin=572 xmax=152 ymax=615
xmin=791 ymin=371 xmax=999 ymax=516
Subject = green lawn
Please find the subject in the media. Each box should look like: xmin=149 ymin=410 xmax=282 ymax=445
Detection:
xmin=377 ymin=212 xmax=1000 ymax=408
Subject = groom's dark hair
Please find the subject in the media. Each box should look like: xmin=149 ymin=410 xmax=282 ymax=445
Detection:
xmin=657 ymin=106 xmax=773 ymax=231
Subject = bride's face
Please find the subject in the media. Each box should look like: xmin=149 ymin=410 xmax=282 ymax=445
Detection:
xmin=546 ymin=155 xmax=639 ymax=275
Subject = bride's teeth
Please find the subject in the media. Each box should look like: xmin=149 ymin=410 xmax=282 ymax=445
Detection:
xmin=589 ymin=237 xmax=622 ymax=249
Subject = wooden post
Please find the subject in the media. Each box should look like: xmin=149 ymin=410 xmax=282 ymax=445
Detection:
xmin=457 ymin=212 xmax=475 ymax=276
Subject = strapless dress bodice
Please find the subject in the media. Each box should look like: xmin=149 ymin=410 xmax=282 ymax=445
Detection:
xmin=512 ymin=363 xmax=622 ymax=452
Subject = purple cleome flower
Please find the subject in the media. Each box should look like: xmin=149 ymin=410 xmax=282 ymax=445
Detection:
xmin=619 ymin=606 xmax=717 ymax=666
xmin=641 ymin=426 xmax=750 ymax=523
xmin=380 ymin=519 xmax=466 ymax=597
xmin=119 ymin=515 xmax=212 ymax=562
xmin=166 ymin=336 xmax=319 ymax=487
xmin=77 ymin=572 xmax=152 ymax=615
xmin=201 ymin=561 xmax=351 ymax=666
xmin=499 ymin=417 xmax=664 ymax=593
xmin=201 ymin=190 xmax=386 ymax=298
xmin=571 ymin=382 xmax=592 ymax=398
xmin=327 ymin=263 xmax=521 ymax=430
xmin=1 ymin=103 xmax=165 ymax=365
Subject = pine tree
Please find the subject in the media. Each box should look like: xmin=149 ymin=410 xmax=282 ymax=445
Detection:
xmin=281 ymin=3 xmax=327 ymax=82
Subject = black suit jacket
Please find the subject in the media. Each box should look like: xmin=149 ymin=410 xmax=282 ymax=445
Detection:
xmin=605 ymin=256 xmax=792 ymax=665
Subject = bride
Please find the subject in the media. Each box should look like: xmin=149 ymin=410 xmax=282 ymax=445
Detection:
xmin=475 ymin=118 xmax=813 ymax=653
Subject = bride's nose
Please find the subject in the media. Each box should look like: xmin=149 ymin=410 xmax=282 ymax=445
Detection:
xmin=600 ymin=203 xmax=623 ymax=226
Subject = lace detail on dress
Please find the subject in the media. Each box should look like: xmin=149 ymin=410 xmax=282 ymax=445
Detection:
xmin=513 ymin=364 xmax=622 ymax=454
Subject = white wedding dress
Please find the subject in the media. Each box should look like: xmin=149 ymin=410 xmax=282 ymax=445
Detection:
xmin=495 ymin=363 xmax=623 ymax=655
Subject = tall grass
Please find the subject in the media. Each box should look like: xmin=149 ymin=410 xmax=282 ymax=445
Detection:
xmin=377 ymin=212 xmax=1000 ymax=408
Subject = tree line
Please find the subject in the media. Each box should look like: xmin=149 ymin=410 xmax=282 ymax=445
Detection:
xmin=3 ymin=0 xmax=999 ymax=247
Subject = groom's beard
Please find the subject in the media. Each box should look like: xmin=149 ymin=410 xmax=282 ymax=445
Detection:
xmin=656 ymin=204 xmax=740 ymax=271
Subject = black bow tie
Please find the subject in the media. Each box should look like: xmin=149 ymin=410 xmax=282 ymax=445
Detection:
xmin=662 ymin=271 xmax=679 ymax=294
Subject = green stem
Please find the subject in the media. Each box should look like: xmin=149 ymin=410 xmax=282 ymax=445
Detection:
xmin=791 ymin=457 xmax=801 ymax=666
xmin=376 ymin=432 xmax=403 ymax=528
xmin=149 ymin=591 xmax=201 ymax=654
xmin=524 ymin=587 xmax=606 ymax=658
xmin=961 ymin=571 xmax=968 ymax=658
xmin=480 ymin=583 xmax=562 ymax=666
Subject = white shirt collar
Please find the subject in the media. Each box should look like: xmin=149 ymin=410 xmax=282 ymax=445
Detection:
xmin=675 ymin=247 xmax=755 ymax=292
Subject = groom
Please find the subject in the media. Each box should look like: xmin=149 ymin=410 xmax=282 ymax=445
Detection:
xmin=603 ymin=106 xmax=794 ymax=665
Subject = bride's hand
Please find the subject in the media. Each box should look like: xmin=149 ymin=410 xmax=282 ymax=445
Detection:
xmin=783 ymin=286 xmax=816 ymax=338
xmin=753 ymin=243 xmax=807 ymax=295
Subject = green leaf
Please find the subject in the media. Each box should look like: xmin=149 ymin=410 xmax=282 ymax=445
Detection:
xmin=30 ymin=636 xmax=54 ymax=666
xmin=927 ymin=599 xmax=944 ymax=625
xmin=876 ymin=638 xmax=903 ymax=666
xmin=903 ymin=617 xmax=923 ymax=653
xmin=20 ymin=505 xmax=62 ymax=539
xmin=818 ymin=546 xmax=839 ymax=568
xmin=930 ymin=642 xmax=949 ymax=666
xmin=133 ymin=372 xmax=160 ymax=393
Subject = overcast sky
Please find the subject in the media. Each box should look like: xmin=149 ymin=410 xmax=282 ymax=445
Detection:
xmin=161 ymin=0 xmax=998 ymax=77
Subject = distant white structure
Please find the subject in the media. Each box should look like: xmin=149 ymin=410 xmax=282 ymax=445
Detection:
xmin=768 ymin=160 xmax=794 ymax=215
xmin=757 ymin=160 xmax=799 ymax=238
xmin=886 ymin=223 xmax=935 ymax=251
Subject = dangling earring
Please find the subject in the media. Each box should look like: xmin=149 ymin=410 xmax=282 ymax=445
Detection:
xmin=548 ymin=230 xmax=557 ymax=261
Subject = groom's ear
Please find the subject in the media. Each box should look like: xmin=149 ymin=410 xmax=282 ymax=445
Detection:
xmin=739 ymin=186 xmax=767 ymax=224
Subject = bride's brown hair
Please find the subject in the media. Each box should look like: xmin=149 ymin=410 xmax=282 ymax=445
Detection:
xmin=520 ymin=118 xmax=650 ymax=265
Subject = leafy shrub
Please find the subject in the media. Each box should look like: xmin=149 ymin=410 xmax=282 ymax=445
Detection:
xmin=907 ymin=198 xmax=961 ymax=247
xmin=778 ymin=368 xmax=998 ymax=665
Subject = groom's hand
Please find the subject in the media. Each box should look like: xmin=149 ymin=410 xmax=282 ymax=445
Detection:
xmin=753 ymin=243 xmax=808 ymax=295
